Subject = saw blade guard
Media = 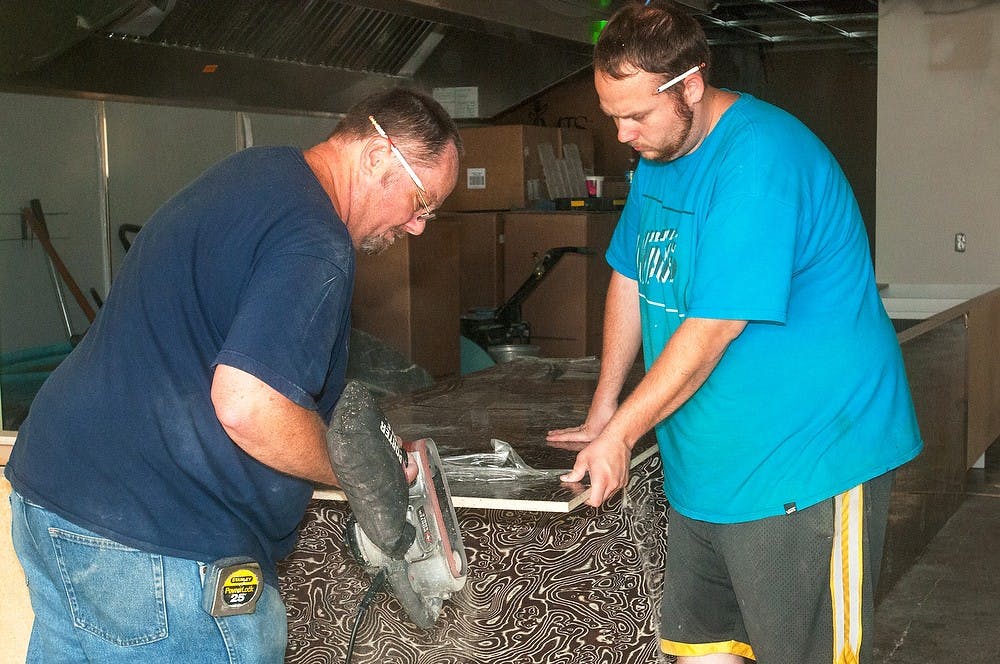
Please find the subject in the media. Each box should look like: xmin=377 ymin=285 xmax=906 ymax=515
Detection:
xmin=347 ymin=437 xmax=468 ymax=629
xmin=399 ymin=438 xmax=468 ymax=591
xmin=327 ymin=381 xmax=468 ymax=629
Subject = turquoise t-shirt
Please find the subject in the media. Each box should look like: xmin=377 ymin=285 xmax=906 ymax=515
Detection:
xmin=607 ymin=93 xmax=922 ymax=523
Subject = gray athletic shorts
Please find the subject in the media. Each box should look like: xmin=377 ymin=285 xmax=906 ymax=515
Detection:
xmin=659 ymin=471 xmax=893 ymax=663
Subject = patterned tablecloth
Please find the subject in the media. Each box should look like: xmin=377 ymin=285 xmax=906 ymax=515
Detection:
xmin=278 ymin=358 xmax=671 ymax=663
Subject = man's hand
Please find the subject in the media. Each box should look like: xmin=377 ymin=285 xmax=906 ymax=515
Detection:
xmin=546 ymin=399 xmax=617 ymax=450
xmin=400 ymin=436 xmax=419 ymax=485
xmin=559 ymin=434 xmax=632 ymax=507
xmin=547 ymin=399 xmax=632 ymax=507
xmin=548 ymin=399 xmax=633 ymax=508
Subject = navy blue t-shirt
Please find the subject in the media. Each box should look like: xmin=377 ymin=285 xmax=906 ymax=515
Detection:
xmin=6 ymin=147 xmax=354 ymax=586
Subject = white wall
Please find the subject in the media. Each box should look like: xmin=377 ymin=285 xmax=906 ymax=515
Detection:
xmin=0 ymin=94 xmax=104 ymax=349
xmin=105 ymin=103 xmax=237 ymax=274
xmin=1 ymin=92 xmax=338 ymax=426
xmin=0 ymin=93 xmax=338 ymax=354
xmin=876 ymin=0 xmax=1000 ymax=284
xmin=105 ymin=106 xmax=336 ymax=274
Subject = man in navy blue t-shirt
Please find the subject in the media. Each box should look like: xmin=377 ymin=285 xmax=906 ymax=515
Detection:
xmin=6 ymin=88 xmax=462 ymax=662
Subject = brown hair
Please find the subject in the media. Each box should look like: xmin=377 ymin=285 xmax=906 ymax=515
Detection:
xmin=594 ymin=1 xmax=711 ymax=93
xmin=331 ymin=87 xmax=463 ymax=165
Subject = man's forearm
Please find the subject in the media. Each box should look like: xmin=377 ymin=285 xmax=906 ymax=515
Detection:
xmin=593 ymin=271 xmax=643 ymax=409
xmin=241 ymin=411 xmax=336 ymax=485
xmin=601 ymin=317 xmax=747 ymax=450
xmin=211 ymin=364 xmax=338 ymax=485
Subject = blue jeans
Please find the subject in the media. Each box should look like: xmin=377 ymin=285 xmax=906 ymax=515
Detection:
xmin=9 ymin=490 xmax=287 ymax=663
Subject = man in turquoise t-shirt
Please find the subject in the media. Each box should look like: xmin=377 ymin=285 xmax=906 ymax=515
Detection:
xmin=547 ymin=3 xmax=922 ymax=664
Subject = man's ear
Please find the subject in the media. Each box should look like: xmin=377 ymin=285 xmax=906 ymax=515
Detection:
xmin=682 ymin=72 xmax=706 ymax=105
xmin=360 ymin=137 xmax=390 ymax=178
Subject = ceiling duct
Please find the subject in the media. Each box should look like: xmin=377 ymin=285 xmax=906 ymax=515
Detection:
xmin=0 ymin=1 xmax=879 ymax=117
xmin=104 ymin=0 xmax=441 ymax=76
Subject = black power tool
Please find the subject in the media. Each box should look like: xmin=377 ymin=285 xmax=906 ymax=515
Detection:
xmin=460 ymin=246 xmax=595 ymax=351
xmin=326 ymin=381 xmax=468 ymax=632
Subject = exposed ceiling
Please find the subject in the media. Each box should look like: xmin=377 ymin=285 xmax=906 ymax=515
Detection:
xmin=0 ymin=0 xmax=878 ymax=118
xmin=689 ymin=1 xmax=877 ymax=52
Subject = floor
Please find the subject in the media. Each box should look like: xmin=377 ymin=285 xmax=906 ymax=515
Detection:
xmin=873 ymin=440 xmax=1000 ymax=663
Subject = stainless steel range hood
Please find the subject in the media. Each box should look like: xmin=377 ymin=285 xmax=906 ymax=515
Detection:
xmin=0 ymin=1 xmax=878 ymax=119
xmin=0 ymin=0 xmax=600 ymax=117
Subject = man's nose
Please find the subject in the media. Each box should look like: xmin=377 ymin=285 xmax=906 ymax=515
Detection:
xmin=403 ymin=217 xmax=426 ymax=236
xmin=617 ymin=121 xmax=638 ymax=144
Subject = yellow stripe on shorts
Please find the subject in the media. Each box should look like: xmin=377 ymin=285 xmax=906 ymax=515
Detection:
xmin=661 ymin=638 xmax=756 ymax=661
xmin=830 ymin=484 xmax=864 ymax=664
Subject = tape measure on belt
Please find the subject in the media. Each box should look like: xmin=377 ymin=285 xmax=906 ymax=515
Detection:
xmin=202 ymin=557 xmax=264 ymax=617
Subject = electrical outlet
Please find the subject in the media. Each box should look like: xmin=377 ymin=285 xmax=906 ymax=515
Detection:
xmin=955 ymin=232 xmax=967 ymax=252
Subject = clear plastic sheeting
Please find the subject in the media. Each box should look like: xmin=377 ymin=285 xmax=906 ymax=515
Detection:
xmin=441 ymin=439 xmax=567 ymax=483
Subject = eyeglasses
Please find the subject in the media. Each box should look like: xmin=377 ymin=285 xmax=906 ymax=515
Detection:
xmin=368 ymin=115 xmax=435 ymax=222
xmin=655 ymin=63 xmax=705 ymax=94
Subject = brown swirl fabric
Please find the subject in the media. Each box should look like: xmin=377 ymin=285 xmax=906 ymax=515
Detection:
xmin=279 ymin=454 xmax=670 ymax=664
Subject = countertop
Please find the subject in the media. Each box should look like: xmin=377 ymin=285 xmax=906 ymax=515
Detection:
xmin=0 ymin=359 xmax=658 ymax=512
xmin=314 ymin=356 xmax=657 ymax=512
xmin=880 ymin=283 xmax=998 ymax=320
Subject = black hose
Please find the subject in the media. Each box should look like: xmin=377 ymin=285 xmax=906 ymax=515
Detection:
xmin=345 ymin=569 xmax=388 ymax=664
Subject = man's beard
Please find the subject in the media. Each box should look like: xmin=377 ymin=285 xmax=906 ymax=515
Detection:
xmin=359 ymin=227 xmax=405 ymax=255
xmin=648 ymin=100 xmax=695 ymax=162
xmin=358 ymin=171 xmax=406 ymax=255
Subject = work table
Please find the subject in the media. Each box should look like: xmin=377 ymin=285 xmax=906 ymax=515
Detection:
xmin=287 ymin=284 xmax=1000 ymax=661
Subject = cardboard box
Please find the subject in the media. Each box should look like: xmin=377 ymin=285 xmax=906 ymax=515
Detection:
xmin=437 ymin=212 xmax=505 ymax=313
xmin=351 ymin=222 xmax=461 ymax=379
xmin=502 ymin=211 xmax=618 ymax=358
xmin=444 ymin=125 xmax=594 ymax=212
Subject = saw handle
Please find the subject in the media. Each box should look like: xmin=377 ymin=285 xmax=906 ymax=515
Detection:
xmin=326 ymin=381 xmax=415 ymax=559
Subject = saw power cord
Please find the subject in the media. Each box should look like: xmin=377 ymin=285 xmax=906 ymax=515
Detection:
xmin=345 ymin=568 xmax=388 ymax=664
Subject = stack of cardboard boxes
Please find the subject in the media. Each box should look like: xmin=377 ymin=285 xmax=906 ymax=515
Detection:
xmin=351 ymin=221 xmax=460 ymax=380
xmin=443 ymin=125 xmax=594 ymax=212
xmin=442 ymin=125 xmax=619 ymax=360
xmin=352 ymin=124 xmax=619 ymax=378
